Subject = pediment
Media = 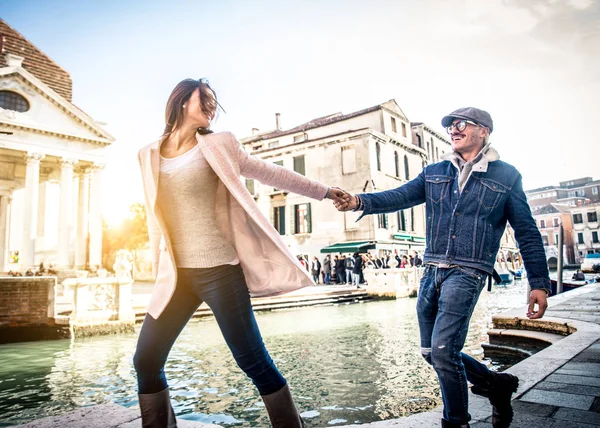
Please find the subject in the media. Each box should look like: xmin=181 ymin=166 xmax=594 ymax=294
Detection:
xmin=380 ymin=99 xmax=410 ymax=122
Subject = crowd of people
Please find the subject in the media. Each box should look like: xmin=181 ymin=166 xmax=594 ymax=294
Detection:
xmin=297 ymin=250 xmax=423 ymax=287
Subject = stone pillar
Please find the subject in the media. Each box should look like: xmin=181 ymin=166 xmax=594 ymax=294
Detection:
xmin=75 ymin=168 xmax=90 ymax=269
xmin=70 ymin=175 xmax=79 ymax=266
xmin=21 ymin=153 xmax=44 ymax=268
xmin=88 ymin=164 xmax=104 ymax=268
xmin=0 ymin=194 xmax=10 ymax=272
xmin=58 ymin=159 xmax=77 ymax=268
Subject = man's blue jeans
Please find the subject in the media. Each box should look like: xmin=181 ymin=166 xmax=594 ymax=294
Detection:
xmin=417 ymin=264 xmax=492 ymax=424
xmin=133 ymin=264 xmax=286 ymax=396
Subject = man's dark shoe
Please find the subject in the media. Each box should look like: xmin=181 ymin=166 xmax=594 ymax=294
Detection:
xmin=441 ymin=419 xmax=469 ymax=428
xmin=471 ymin=371 xmax=519 ymax=428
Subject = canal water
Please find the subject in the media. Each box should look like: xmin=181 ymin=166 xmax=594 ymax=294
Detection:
xmin=0 ymin=279 xmax=530 ymax=427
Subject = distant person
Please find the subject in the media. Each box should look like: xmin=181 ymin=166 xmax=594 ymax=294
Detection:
xmin=409 ymin=254 xmax=415 ymax=267
xmin=333 ymin=107 xmax=551 ymax=428
xmin=344 ymin=253 xmax=354 ymax=284
xmin=322 ymin=254 xmax=332 ymax=284
xmin=413 ymin=250 xmax=423 ymax=267
xmin=352 ymin=252 xmax=363 ymax=288
xmin=335 ymin=255 xmax=345 ymax=284
xmin=311 ymin=256 xmax=322 ymax=284
xmin=135 ymin=78 xmax=349 ymax=427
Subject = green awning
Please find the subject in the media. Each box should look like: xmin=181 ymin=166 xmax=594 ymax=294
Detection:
xmin=320 ymin=241 xmax=375 ymax=254
xmin=394 ymin=233 xmax=412 ymax=240
xmin=412 ymin=236 xmax=426 ymax=243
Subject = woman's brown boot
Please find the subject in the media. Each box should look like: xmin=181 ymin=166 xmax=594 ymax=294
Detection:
xmin=261 ymin=384 xmax=304 ymax=428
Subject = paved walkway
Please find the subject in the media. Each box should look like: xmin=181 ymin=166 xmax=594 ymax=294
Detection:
xmin=344 ymin=283 xmax=600 ymax=427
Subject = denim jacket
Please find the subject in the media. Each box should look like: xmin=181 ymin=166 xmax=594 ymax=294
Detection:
xmin=357 ymin=156 xmax=551 ymax=292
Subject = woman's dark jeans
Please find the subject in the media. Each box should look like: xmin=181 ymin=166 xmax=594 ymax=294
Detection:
xmin=133 ymin=264 xmax=286 ymax=396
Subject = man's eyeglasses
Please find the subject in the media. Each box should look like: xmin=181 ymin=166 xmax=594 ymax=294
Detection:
xmin=446 ymin=120 xmax=481 ymax=134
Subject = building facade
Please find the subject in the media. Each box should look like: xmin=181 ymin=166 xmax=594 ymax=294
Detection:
xmin=0 ymin=20 xmax=113 ymax=271
xmin=526 ymin=177 xmax=600 ymax=209
xmin=570 ymin=202 xmax=600 ymax=262
xmin=531 ymin=204 xmax=576 ymax=266
xmin=239 ymin=100 xmax=450 ymax=259
xmin=411 ymin=122 xmax=451 ymax=165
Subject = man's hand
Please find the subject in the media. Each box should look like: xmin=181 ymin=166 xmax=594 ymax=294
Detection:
xmin=527 ymin=289 xmax=549 ymax=319
xmin=330 ymin=189 xmax=358 ymax=212
xmin=327 ymin=187 xmax=352 ymax=207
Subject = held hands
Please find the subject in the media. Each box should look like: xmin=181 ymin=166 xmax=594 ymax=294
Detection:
xmin=326 ymin=187 xmax=356 ymax=211
xmin=527 ymin=289 xmax=549 ymax=319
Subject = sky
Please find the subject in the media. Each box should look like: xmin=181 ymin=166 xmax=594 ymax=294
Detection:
xmin=1 ymin=0 xmax=599 ymax=225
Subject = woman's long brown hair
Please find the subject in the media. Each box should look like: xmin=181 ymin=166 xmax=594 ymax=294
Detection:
xmin=162 ymin=78 xmax=221 ymax=137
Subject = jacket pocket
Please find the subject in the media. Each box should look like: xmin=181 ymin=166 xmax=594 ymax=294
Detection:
xmin=477 ymin=179 xmax=507 ymax=211
xmin=426 ymin=176 xmax=453 ymax=204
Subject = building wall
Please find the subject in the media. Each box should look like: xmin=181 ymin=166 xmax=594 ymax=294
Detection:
xmin=0 ymin=277 xmax=55 ymax=326
xmin=570 ymin=204 xmax=600 ymax=262
xmin=534 ymin=211 xmax=576 ymax=264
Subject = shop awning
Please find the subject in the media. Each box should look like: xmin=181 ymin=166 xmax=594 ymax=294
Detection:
xmin=320 ymin=241 xmax=376 ymax=254
xmin=393 ymin=233 xmax=426 ymax=244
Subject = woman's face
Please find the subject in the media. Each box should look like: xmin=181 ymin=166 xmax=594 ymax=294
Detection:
xmin=183 ymin=87 xmax=214 ymax=128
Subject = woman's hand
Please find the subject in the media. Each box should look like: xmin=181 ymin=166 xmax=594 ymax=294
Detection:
xmin=327 ymin=187 xmax=357 ymax=211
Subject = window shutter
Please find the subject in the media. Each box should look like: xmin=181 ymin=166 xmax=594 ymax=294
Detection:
xmin=307 ymin=203 xmax=312 ymax=233
xmin=293 ymin=155 xmax=306 ymax=176
xmin=292 ymin=205 xmax=297 ymax=234
xmin=279 ymin=207 xmax=286 ymax=235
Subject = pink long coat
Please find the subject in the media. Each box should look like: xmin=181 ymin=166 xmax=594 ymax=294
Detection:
xmin=138 ymin=131 xmax=329 ymax=319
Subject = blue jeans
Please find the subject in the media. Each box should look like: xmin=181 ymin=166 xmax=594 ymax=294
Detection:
xmin=417 ymin=264 xmax=491 ymax=424
xmin=133 ymin=264 xmax=286 ymax=396
xmin=346 ymin=269 xmax=353 ymax=284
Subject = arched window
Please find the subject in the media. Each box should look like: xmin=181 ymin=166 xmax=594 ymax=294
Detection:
xmin=404 ymin=155 xmax=410 ymax=180
xmin=0 ymin=91 xmax=29 ymax=112
xmin=376 ymin=142 xmax=381 ymax=172
xmin=394 ymin=152 xmax=400 ymax=177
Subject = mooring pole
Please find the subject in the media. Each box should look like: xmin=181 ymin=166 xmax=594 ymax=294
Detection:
xmin=557 ymin=223 xmax=564 ymax=295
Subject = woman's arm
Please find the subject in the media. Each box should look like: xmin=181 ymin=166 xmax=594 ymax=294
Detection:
xmin=138 ymin=151 xmax=162 ymax=278
xmin=230 ymin=133 xmax=330 ymax=200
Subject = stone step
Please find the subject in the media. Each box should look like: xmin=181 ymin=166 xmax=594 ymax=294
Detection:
xmin=487 ymin=328 xmax=565 ymax=353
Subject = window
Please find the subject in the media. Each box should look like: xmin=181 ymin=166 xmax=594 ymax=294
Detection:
xmin=375 ymin=142 xmax=381 ymax=171
xmin=293 ymin=134 xmax=307 ymax=143
xmin=540 ymin=219 xmax=546 ymax=228
xmin=293 ymin=203 xmax=311 ymax=234
xmin=573 ymin=213 xmax=583 ymax=224
xmin=293 ymin=155 xmax=305 ymax=176
xmin=342 ymin=146 xmax=356 ymax=174
xmin=273 ymin=206 xmax=285 ymax=235
xmin=542 ymin=235 xmax=549 ymax=245
xmin=404 ymin=155 xmax=410 ymax=180
xmin=588 ymin=212 xmax=598 ymax=223
xmin=416 ymin=134 xmax=422 ymax=148
xmin=435 ymin=147 xmax=439 ymax=161
xmin=397 ymin=210 xmax=406 ymax=231
xmin=377 ymin=213 xmax=388 ymax=229
xmin=0 ymin=91 xmax=29 ymax=112
xmin=245 ymin=179 xmax=255 ymax=195
xmin=578 ymin=232 xmax=584 ymax=244
xmin=593 ymin=231 xmax=599 ymax=244
xmin=391 ymin=117 xmax=397 ymax=133
xmin=401 ymin=122 xmax=407 ymax=137
xmin=268 ymin=141 xmax=280 ymax=149
xmin=394 ymin=152 xmax=400 ymax=177
xmin=593 ymin=187 xmax=599 ymax=196
xmin=568 ymin=190 xmax=585 ymax=198
xmin=553 ymin=218 xmax=559 ymax=227
xmin=554 ymin=234 xmax=559 ymax=245
xmin=426 ymin=141 xmax=430 ymax=158
xmin=411 ymin=207 xmax=415 ymax=232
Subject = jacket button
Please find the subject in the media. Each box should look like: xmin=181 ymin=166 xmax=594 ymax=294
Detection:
xmin=465 ymin=189 xmax=469 ymax=193
xmin=452 ymin=235 xmax=456 ymax=239
xmin=455 ymin=212 xmax=460 ymax=216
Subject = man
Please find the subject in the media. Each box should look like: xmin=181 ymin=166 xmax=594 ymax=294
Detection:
xmin=322 ymin=254 xmax=332 ymax=285
xmin=344 ymin=253 xmax=355 ymax=284
xmin=414 ymin=250 xmax=423 ymax=267
xmin=334 ymin=107 xmax=550 ymax=428
xmin=335 ymin=255 xmax=346 ymax=284
xmin=352 ymin=252 xmax=363 ymax=288
xmin=311 ymin=256 xmax=322 ymax=284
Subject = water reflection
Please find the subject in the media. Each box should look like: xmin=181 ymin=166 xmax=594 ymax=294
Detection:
xmin=0 ymin=280 xmax=528 ymax=427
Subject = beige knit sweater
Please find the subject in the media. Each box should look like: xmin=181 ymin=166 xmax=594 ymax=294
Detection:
xmin=157 ymin=145 xmax=238 ymax=268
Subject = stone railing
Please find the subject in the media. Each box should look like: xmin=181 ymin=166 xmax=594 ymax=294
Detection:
xmin=62 ymin=276 xmax=135 ymax=336
xmin=363 ymin=267 xmax=424 ymax=298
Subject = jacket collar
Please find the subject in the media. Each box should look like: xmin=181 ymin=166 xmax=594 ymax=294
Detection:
xmin=441 ymin=142 xmax=500 ymax=174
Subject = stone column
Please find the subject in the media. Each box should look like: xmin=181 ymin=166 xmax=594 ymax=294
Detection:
xmin=88 ymin=164 xmax=104 ymax=268
xmin=70 ymin=175 xmax=80 ymax=266
xmin=0 ymin=194 xmax=10 ymax=272
xmin=58 ymin=159 xmax=77 ymax=268
xmin=21 ymin=153 xmax=44 ymax=268
xmin=75 ymin=168 xmax=90 ymax=269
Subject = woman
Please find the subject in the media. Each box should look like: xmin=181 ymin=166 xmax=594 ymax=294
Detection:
xmin=134 ymin=78 xmax=348 ymax=428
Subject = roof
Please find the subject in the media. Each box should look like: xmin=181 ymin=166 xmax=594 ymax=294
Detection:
xmin=243 ymin=104 xmax=382 ymax=144
xmin=0 ymin=19 xmax=72 ymax=102
xmin=532 ymin=205 xmax=560 ymax=215
xmin=526 ymin=185 xmax=557 ymax=194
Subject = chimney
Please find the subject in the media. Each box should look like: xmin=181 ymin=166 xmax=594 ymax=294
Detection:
xmin=275 ymin=113 xmax=281 ymax=131
xmin=5 ymin=53 xmax=24 ymax=68
xmin=252 ymin=128 xmax=259 ymax=135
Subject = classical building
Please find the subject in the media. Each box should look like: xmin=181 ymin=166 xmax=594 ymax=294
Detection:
xmin=526 ymin=177 xmax=600 ymax=209
xmin=239 ymin=100 xmax=450 ymax=259
xmin=0 ymin=19 xmax=114 ymax=271
xmin=410 ymin=122 xmax=451 ymax=164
